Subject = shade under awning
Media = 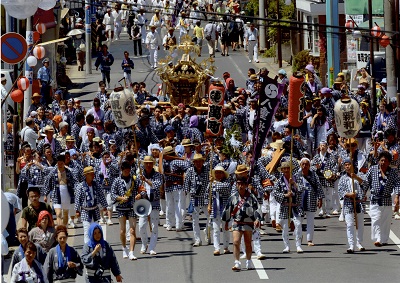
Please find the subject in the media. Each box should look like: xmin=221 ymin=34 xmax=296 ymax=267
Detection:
xmin=38 ymin=37 xmax=70 ymax=46
xmin=358 ymin=17 xmax=384 ymax=29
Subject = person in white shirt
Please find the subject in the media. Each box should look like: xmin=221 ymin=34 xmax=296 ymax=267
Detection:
xmin=176 ymin=11 xmax=190 ymax=44
xmin=189 ymin=2 xmax=203 ymax=28
xmin=163 ymin=0 xmax=174 ymax=28
xmin=245 ymin=23 xmax=259 ymax=63
xmin=204 ymin=18 xmax=217 ymax=57
xmin=137 ymin=8 xmax=147 ymax=44
xmin=20 ymin=118 xmax=39 ymax=150
xmin=112 ymin=4 xmax=124 ymax=41
xmin=146 ymin=25 xmax=161 ymax=69
xmin=149 ymin=10 xmax=163 ymax=36
xmin=103 ymin=8 xmax=114 ymax=41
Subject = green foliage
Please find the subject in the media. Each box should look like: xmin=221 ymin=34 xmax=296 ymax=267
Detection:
xmin=222 ymin=124 xmax=243 ymax=161
xmin=292 ymin=50 xmax=313 ymax=73
xmin=245 ymin=0 xmax=259 ymax=17
xmin=262 ymin=45 xmax=277 ymax=58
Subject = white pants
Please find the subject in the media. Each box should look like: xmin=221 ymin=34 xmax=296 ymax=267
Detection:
xmin=282 ymin=215 xmax=302 ymax=249
xmin=123 ymin=72 xmax=132 ymax=86
xmin=160 ymin=199 xmax=166 ymax=213
xmin=114 ymin=22 xmax=122 ymax=39
xmin=332 ymin=179 xmax=341 ymax=211
xmin=207 ymin=39 xmax=215 ymax=56
xmin=248 ymin=40 xmax=258 ymax=62
xmin=54 ymin=185 xmax=73 ymax=210
xmin=261 ymin=199 xmax=269 ymax=214
xmin=149 ymin=48 xmax=158 ymax=67
xmin=345 ymin=213 xmax=364 ymax=249
xmin=212 ymin=217 xmax=230 ymax=251
xmin=269 ymin=196 xmax=280 ymax=222
xmin=370 ymin=204 xmax=392 ymax=243
xmin=165 ymin=190 xmax=184 ymax=229
xmin=138 ymin=209 xmax=159 ymax=252
xmin=357 ymin=137 xmax=371 ymax=153
xmin=193 ymin=206 xmax=209 ymax=242
xmin=321 ymin=186 xmax=332 ymax=214
xmin=241 ymin=229 xmax=261 ymax=255
xmin=83 ymin=220 xmax=94 ymax=244
xmin=305 ymin=211 xmax=315 ymax=242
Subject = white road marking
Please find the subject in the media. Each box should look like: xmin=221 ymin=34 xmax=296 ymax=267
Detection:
xmin=389 ymin=230 xmax=400 ymax=249
xmin=229 ymin=56 xmax=248 ymax=81
xmin=252 ymin=257 xmax=269 ymax=280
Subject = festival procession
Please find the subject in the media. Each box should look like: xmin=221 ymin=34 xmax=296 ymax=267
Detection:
xmin=1 ymin=0 xmax=400 ymax=282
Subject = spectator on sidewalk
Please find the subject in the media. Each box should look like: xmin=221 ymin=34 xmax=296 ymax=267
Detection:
xmin=245 ymin=23 xmax=259 ymax=63
xmin=37 ymin=58 xmax=53 ymax=106
xmin=146 ymin=25 xmax=162 ymax=69
xmin=121 ymin=51 xmax=135 ymax=87
xmin=95 ymin=44 xmax=114 ymax=90
xmin=131 ymin=19 xmax=143 ymax=56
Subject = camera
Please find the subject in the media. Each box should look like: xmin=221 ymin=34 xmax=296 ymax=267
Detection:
xmin=95 ymin=267 xmax=104 ymax=278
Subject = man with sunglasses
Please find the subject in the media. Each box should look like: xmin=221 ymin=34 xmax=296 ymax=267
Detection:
xmin=222 ymin=170 xmax=261 ymax=271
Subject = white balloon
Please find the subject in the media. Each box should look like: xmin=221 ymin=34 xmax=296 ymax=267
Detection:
xmin=26 ymin=55 xmax=38 ymax=67
xmin=38 ymin=0 xmax=56 ymax=11
xmin=2 ymin=0 xmax=41 ymax=19
xmin=1 ymin=192 xmax=10 ymax=233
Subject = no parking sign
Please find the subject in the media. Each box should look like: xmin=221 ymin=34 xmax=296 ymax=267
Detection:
xmin=1 ymin=32 xmax=28 ymax=64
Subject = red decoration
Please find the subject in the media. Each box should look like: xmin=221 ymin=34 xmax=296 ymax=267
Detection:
xmin=206 ymin=81 xmax=225 ymax=137
xmin=345 ymin=20 xmax=355 ymax=31
xmin=33 ymin=31 xmax=40 ymax=42
xmin=11 ymin=89 xmax=24 ymax=103
xmin=288 ymin=73 xmax=305 ymax=128
xmin=35 ymin=23 xmax=47 ymax=34
xmin=379 ymin=35 xmax=390 ymax=48
xmin=371 ymin=26 xmax=381 ymax=38
xmin=17 ymin=77 xmax=30 ymax=91
xmin=33 ymin=46 xmax=46 ymax=59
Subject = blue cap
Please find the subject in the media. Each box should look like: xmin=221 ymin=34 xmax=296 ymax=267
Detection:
xmin=343 ymin=158 xmax=351 ymax=164
xmin=69 ymin=149 xmax=77 ymax=156
xmin=164 ymin=125 xmax=175 ymax=133
xmin=55 ymin=90 xmax=63 ymax=95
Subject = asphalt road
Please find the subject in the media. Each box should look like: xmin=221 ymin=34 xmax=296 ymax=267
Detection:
xmin=7 ymin=28 xmax=398 ymax=283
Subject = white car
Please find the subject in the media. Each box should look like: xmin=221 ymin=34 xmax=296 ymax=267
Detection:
xmin=1 ymin=69 xmax=16 ymax=116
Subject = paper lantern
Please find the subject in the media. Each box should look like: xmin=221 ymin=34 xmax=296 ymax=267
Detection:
xmin=334 ymin=98 xmax=362 ymax=139
xmin=206 ymin=80 xmax=225 ymax=137
xmin=17 ymin=77 xmax=30 ymax=91
xmin=352 ymin=30 xmax=362 ymax=39
xmin=33 ymin=31 xmax=40 ymax=42
xmin=38 ymin=0 xmax=56 ymax=10
xmin=110 ymin=87 xmax=138 ymax=128
xmin=35 ymin=23 xmax=47 ymax=34
xmin=371 ymin=26 xmax=381 ymax=38
xmin=345 ymin=20 xmax=354 ymax=31
xmin=379 ymin=35 xmax=390 ymax=48
xmin=288 ymin=72 xmax=305 ymax=128
xmin=11 ymin=89 xmax=24 ymax=103
xmin=26 ymin=55 xmax=38 ymax=67
xmin=2 ymin=0 xmax=41 ymax=19
xmin=33 ymin=46 xmax=46 ymax=59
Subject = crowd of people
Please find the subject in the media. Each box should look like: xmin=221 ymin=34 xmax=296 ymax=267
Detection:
xmin=1 ymin=0 xmax=400 ymax=280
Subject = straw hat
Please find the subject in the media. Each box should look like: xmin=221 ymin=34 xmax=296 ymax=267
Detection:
xmin=235 ymin=164 xmax=249 ymax=175
xmin=249 ymin=74 xmax=258 ymax=81
xmin=162 ymin=146 xmax=175 ymax=155
xmin=181 ymin=139 xmax=193 ymax=147
xmin=32 ymin=93 xmax=41 ymax=98
xmin=278 ymin=161 xmax=290 ymax=172
xmin=212 ymin=166 xmax=229 ymax=179
xmin=93 ymin=137 xmax=104 ymax=145
xmin=44 ymin=125 xmax=54 ymax=132
xmin=192 ymin=153 xmax=205 ymax=161
xmin=142 ymin=156 xmax=155 ymax=163
xmin=66 ymin=135 xmax=75 ymax=142
xmin=83 ymin=166 xmax=95 ymax=175
xmin=270 ymin=140 xmax=284 ymax=150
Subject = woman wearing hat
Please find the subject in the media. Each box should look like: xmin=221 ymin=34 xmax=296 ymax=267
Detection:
xmin=136 ymin=156 xmax=163 ymax=255
xmin=28 ymin=211 xmax=56 ymax=253
xmin=209 ymin=166 xmax=231 ymax=255
xmin=26 ymin=93 xmax=43 ymax=118
xmin=273 ymin=161 xmax=304 ymax=253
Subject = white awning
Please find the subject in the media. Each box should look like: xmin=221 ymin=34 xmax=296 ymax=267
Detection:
xmin=38 ymin=37 xmax=70 ymax=46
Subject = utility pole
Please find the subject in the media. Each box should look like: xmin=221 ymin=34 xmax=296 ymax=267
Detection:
xmin=368 ymin=0 xmax=376 ymax=117
xmin=384 ymin=0 xmax=396 ymax=100
xmin=259 ymin=0 xmax=266 ymax=50
xmin=326 ymin=0 xmax=340 ymax=87
xmin=277 ymin=0 xmax=282 ymax=68
xmin=24 ymin=16 xmax=33 ymax=119
xmin=85 ymin=0 xmax=92 ymax=74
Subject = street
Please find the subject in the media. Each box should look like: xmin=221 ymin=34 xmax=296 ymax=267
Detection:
xmin=60 ymin=30 xmax=400 ymax=283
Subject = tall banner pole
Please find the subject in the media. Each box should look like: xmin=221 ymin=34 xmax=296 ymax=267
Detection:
xmin=85 ymin=0 xmax=92 ymax=74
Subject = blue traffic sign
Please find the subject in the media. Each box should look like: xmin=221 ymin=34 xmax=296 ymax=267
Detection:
xmin=1 ymin=32 xmax=28 ymax=64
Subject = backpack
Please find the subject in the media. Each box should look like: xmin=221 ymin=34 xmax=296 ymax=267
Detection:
xmin=221 ymin=23 xmax=229 ymax=39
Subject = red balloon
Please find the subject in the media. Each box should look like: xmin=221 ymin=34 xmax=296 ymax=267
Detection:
xmin=379 ymin=35 xmax=390 ymax=48
xmin=345 ymin=20 xmax=354 ymax=31
xmin=371 ymin=26 xmax=381 ymax=37
xmin=11 ymin=89 xmax=24 ymax=103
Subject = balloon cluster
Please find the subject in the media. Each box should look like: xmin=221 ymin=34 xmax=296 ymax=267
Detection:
xmin=2 ymin=0 xmax=56 ymax=19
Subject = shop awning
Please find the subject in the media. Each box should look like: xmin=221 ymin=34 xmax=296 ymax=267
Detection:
xmin=38 ymin=37 xmax=70 ymax=46
xmin=345 ymin=0 xmax=383 ymax=15
xmin=61 ymin=8 xmax=69 ymax=19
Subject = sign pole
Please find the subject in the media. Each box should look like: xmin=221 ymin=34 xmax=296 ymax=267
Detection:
xmin=24 ymin=16 xmax=33 ymax=119
xmin=85 ymin=0 xmax=92 ymax=75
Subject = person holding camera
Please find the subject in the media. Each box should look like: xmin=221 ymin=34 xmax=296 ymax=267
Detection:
xmin=81 ymin=223 xmax=123 ymax=283
xmin=43 ymin=225 xmax=83 ymax=283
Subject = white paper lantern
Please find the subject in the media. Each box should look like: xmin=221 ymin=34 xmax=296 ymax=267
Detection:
xmin=26 ymin=55 xmax=38 ymax=67
xmin=38 ymin=0 xmax=56 ymax=11
xmin=334 ymin=98 xmax=362 ymax=139
xmin=110 ymin=87 xmax=138 ymax=128
xmin=17 ymin=77 xmax=30 ymax=91
xmin=2 ymin=0 xmax=41 ymax=19
xmin=33 ymin=46 xmax=46 ymax=59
